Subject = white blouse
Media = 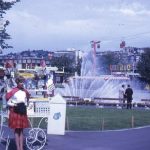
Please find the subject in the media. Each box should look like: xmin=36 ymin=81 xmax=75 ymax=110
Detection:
xmin=8 ymin=90 xmax=27 ymax=106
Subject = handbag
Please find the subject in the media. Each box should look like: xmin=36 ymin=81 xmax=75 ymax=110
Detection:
xmin=14 ymin=102 xmax=27 ymax=115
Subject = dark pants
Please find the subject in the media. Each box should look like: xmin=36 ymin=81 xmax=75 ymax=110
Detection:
xmin=127 ymin=100 xmax=132 ymax=109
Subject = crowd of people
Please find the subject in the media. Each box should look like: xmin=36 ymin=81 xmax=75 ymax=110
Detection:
xmin=119 ymin=84 xmax=133 ymax=109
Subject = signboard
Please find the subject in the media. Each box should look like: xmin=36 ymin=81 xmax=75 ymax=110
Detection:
xmin=18 ymin=72 xmax=34 ymax=78
xmin=110 ymin=64 xmax=133 ymax=72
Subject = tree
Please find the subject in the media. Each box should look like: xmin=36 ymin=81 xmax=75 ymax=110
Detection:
xmin=0 ymin=0 xmax=20 ymax=53
xmin=51 ymin=55 xmax=76 ymax=74
xmin=137 ymin=48 xmax=150 ymax=82
xmin=97 ymin=52 xmax=120 ymax=74
xmin=76 ymin=58 xmax=82 ymax=75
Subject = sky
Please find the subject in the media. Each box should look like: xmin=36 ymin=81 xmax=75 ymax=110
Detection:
xmin=3 ymin=0 xmax=150 ymax=53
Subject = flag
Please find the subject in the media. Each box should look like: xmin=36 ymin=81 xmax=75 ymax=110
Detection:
xmin=109 ymin=65 xmax=113 ymax=71
xmin=47 ymin=83 xmax=55 ymax=92
xmin=46 ymin=78 xmax=55 ymax=92
xmin=40 ymin=59 xmax=46 ymax=67
xmin=5 ymin=60 xmax=14 ymax=68
xmin=120 ymin=41 xmax=126 ymax=48
xmin=48 ymin=53 xmax=53 ymax=59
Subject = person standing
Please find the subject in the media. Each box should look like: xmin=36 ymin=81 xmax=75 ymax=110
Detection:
xmin=6 ymin=76 xmax=30 ymax=150
xmin=125 ymin=84 xmax=133 ymax=109
xmin=119 ymin=84 xmax=126 ymax=108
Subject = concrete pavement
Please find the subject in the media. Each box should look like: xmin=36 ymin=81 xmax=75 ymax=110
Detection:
xmin=0 ymin=126 xmax=150 ymax=150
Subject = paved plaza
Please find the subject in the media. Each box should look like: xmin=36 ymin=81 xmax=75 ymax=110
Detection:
xmin=0 ymin=126 xmax=150 ymax=150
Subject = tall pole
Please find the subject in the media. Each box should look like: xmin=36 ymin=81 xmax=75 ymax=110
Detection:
xmin=90 ymin=41 xmax=100 ymax=75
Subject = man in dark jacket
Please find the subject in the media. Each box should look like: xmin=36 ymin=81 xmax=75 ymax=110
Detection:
xmin=125 ymin=84 xmax=133 ymax=109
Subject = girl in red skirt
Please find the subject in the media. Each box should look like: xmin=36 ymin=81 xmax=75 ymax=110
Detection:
xmin=6 ymin=76 xmax=30 ymax=150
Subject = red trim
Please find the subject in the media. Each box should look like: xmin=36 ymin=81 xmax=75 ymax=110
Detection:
xmin=6 ymin=87 xmax=30 ymax=101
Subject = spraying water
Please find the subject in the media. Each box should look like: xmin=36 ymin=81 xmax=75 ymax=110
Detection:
xmin=56 ymin=51 xmax=132 ymax=99
xmin=56 ymin=50 xmax=150 ymax=102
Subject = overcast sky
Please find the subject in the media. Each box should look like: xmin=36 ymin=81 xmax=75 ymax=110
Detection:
xmin=4 ymin=0 xmax=150 ymax=53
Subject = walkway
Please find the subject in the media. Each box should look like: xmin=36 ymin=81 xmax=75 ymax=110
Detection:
xmin=0 ymin=126 xmax=150 ymax=150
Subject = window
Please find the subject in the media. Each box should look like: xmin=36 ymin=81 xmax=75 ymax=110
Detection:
xmin=27 ymin=59 xmax=31 ymax=63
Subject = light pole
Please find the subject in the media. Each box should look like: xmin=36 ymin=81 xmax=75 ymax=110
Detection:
xmin=90 ymin=40 xmax=100 ymax=75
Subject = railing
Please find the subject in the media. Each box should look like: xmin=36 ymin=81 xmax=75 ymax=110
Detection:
xmin=63 ymin=97 xmax=150 ymax=108
xmin=65 ymin=107 xmax=150 ymax=131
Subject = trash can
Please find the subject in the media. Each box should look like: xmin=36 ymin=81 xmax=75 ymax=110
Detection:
xmin=47 ymin=93 xmax=66 ymax=135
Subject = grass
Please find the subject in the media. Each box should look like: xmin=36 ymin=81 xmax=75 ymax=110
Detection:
xmin=66 ymin=107 xmax=150 ymax=131
xmin=1 ymin=106 xmax=150 ymax=131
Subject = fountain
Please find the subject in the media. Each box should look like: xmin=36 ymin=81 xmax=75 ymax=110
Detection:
xmin=58 ymin=76 xmax=129 ymax=99
xmin=56 ymin=50 xmax=150 ymax=104
xmin=56 ymin=51 xmax=131 ymax=100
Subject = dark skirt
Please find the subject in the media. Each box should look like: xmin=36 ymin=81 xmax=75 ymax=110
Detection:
xmin=9 ymin=107 xmax=29 ymax=129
